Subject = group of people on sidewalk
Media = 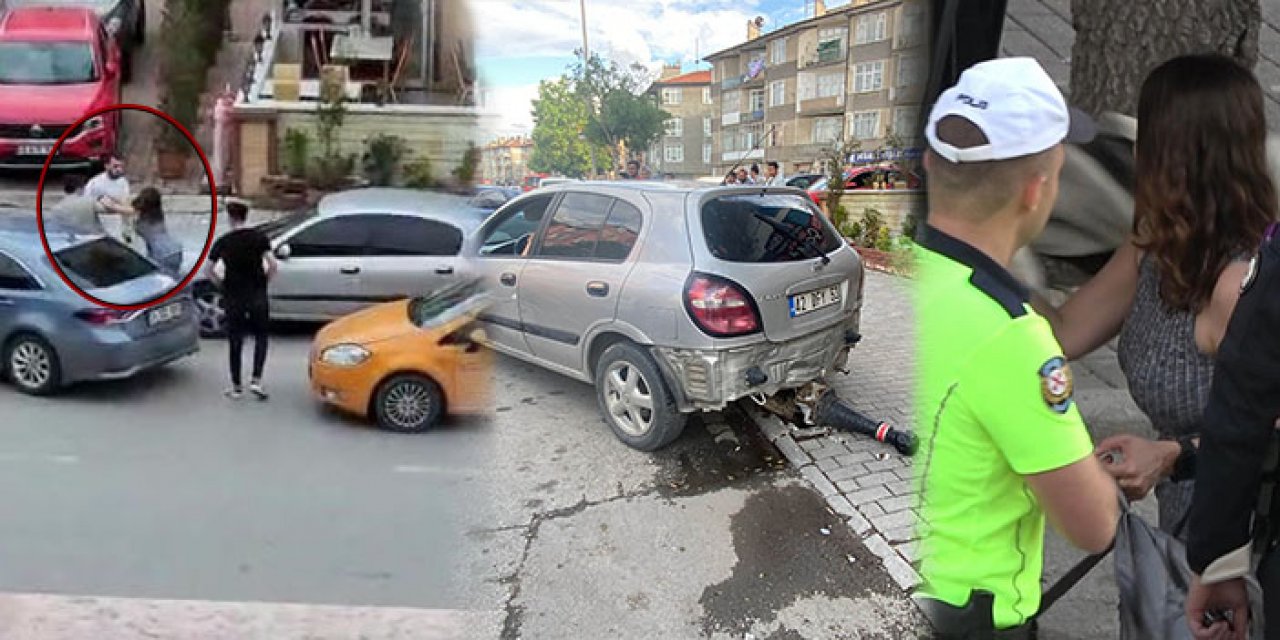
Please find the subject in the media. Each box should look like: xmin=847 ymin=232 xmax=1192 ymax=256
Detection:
xmin=721 ymin=161 xmax=786 ymax=186
xmin=47 ymin=154 xmax=184 ymax=278
xmin=914 ymin=54 xmax=1280 ymax=639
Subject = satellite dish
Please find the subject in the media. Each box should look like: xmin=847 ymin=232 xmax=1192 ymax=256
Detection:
xmin=754 ymin=16 xmax=765 ymax=27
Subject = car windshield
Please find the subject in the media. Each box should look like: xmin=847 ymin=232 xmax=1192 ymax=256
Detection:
xmin=0 ymin=42 xmax=97 ymax=85
xmin=701 ymin=194 xmax=843 ymax=263
xmin=409 ymin=280 xmax=485 ymax=328
xmin=255 ymin=209 xmax=317 ymax=239
xmin=52 ymin=237 xmax=156 ymax=289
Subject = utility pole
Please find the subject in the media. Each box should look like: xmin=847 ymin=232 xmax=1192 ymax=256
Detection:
xmin=580 ymin=0 xmax=598 ymax=178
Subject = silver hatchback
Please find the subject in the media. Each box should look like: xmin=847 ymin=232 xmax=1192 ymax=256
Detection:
xmin=465 ymin=183 xmax=865 ymax=450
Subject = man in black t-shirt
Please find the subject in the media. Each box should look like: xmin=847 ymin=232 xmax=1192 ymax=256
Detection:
xmin=206 ymin=201 xmax=278 ymax=400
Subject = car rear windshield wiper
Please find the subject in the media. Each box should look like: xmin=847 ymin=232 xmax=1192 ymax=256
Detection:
xmin=751 ymin=212 xmax=830 ymax=265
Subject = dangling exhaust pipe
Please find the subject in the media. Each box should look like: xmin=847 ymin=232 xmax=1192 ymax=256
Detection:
xmin=757 ymin=382 xmax=918 ymax=457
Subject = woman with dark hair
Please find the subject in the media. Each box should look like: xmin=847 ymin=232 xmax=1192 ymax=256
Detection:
xmin=1034 ymin=53 xmax=1278 ymax=538
xmin=132 ymin=187 xmax=184 ymax=278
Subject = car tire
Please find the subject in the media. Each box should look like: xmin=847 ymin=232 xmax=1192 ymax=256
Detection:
xmin=193 ymin=284 xmax=227 ymax=338
xmin=594 ymin=342 xmax=686 ymax=451
xmin=373 ymin=374 xmax=444 ymax=433
xmin=4 ymin=333 xmax=61 ymax=396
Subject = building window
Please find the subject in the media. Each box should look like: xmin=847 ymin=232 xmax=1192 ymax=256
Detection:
xmin=818 ymin=72 xmax=844 ymax=98
xmin=749 ymin=89 xmax=765 ymax=112
xmin=851 ymin=110 xmax=882 ymax=140
xmin=662 ymin=87 xmax=682 ymax=105
xmin=897 ymin=54 xmax=923 ymax=88
xmin=723 ymin=125 xmax=738 ymax=152
xmin=664 ymin=118 xmax=683 ymax=137
xmin=815 ymin=26 xmax=847 ymax=65
xmin=769 ymin=80 xmax=786 ymax=107
xmin=665 ymin=144 xmax=684 ymax=163
xmin=771 ymin=37 xmax=788 ymax=65
xmin=702 ymin=86 xmax=712 ymax=104
xmin=892 ymin=107 xmax=920 ymax=139
xmin=703 ymin=115 xmax=713 ymax=136
xmin=855 ymin=12 xmax=888 ymax=44
xmin=722 ymin=90 xmax=741 ymax=114
xmin=741 ymin=123 xmax=764 ymax=150
xmin=853 ymin=60 xmax=885 ymax=93
xmin=898 ymin=1 xmax=926 ymax=48
xmin=813 ymin=116 xmax=842 ymax=144
xmin=703 ymin=141 xmax=712 ymax=163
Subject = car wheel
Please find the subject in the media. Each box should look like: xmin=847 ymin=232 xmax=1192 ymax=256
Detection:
xmin=373 ymin=374 xmax=444 ymax=433
xmin=194 ymin=284 xmax=227 ymax=338
xmin=4 ymin=334 xmax=61 ymax=396
xmin=594 ymin=342 xmax=686 ymax=451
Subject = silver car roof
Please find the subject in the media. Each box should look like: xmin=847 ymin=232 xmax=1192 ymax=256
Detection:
xmin=532 ymin=181 xmax=809 ymax=197
xmin=0 ymin=213 xmax=99 ymax=259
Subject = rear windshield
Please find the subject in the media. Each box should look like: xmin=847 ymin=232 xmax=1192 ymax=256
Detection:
xmin=701 ymin=194 xmax=843 ymax=263
xmin=0 ymin=42 xmax=97 ymax=85
xmin=53 ymin=238 xmax=155 ymax=289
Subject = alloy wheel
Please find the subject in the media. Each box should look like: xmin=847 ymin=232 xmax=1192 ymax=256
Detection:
xmin=604 ymin=361 xmax=655 ymax=437
xmin=385 ymin=380 xmax=432 ymax=429
xmin=10 ymin=341 xmax=52 ymax=390
xmin=195 ymin=289 xmax=226 ymax=335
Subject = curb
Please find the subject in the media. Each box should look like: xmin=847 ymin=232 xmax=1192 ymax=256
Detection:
xmin=746 ymin=406 xmax=923 ymax=595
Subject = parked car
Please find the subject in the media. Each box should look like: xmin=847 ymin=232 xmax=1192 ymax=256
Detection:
xmin=309 ymin=278 xmax=492 ymax=432
xmin=0 ymin=6 xmax=123 ymax=170
xmin=538 ymin=177 xmax=578 ymax=188
xmin=520 ymin=173 xmax=549 ymax=192
xmin=785 ymin=173 xmax=824 ymax=190
xmin=805 ymin=164 xmax=919 ymax=206
xmin=191 ymin=188 xmax=491 ymax=337
xmin=0 ymin=215 xmax=199 ymax=395
xmin=466 ymin=182 xmax=865 ymax=451
xmin=468 ymin=185 xmax=521 ymax=210
xmin=2 ymin=0 xmax=143 ymax=82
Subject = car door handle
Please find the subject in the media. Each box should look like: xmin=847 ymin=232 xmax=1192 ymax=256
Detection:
xmin=340 ymin=266 xmax=360 ymax=275
xmin=586 ymin=281 xmax=609 ymax=297
xmin=500 ymin=273 xmax=517 ymax=287
xmin=436 ymin=267 xmax=454 ymax=275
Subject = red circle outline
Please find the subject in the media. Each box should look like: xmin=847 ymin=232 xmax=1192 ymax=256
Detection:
xmin=35 ymin=103 xmax=218 ymax=312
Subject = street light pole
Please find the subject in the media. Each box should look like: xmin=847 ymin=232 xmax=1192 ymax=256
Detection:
xmin=580 ymin=0 xmax=598 ymax=178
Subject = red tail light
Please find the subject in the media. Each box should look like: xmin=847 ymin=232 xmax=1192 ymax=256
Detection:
xmin=685 ymin=273 xmax=761 ymax=337
xmin=74 ymin=308 xmax=130 ymax=325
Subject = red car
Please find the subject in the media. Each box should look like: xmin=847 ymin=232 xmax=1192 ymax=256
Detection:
xmin=805 ymin=164 xmax=922 ymax=205
xmin=0 ymin=6 xmax=122 ymax=170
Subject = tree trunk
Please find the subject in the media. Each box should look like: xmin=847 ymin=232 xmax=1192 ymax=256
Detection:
xmin=1070 ymin=0 xmax=1260 ymax=117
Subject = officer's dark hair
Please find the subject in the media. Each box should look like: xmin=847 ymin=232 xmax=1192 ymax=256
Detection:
xmin=227 ymin=201 xmax=250 ymax=224
xmin=925 ymin=115 xmax=1058 ymax=218
xmin=1133 ymin=53 xmax=1278 ymax=313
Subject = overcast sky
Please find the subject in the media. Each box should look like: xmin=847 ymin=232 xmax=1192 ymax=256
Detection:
xmin=473 ymin=0 xmax=834 ymax=138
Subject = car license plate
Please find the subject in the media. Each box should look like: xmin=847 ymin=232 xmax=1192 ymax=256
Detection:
xmin=789 ymin=284 xmax=842 ymax=317
xmin=17 ymin=144 xmax=53 ymax=157
xmin=148 ymin=303 xmax=182 ymax=326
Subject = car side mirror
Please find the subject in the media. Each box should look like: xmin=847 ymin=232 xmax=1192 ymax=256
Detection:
xmin=275 ymin=244 xmax=292 ymax=260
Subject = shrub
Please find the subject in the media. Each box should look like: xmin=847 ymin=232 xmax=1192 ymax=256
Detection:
xmin=875 ymin=226 xmax=893 ymax=252
xmin=157 ymin=0 xmax=232 ymax=153
xmin=901 ymin=212 xmax=920 ymax=241
xmin=363 ymin=134 xmax=407 ymax=186
xmin=283 ymin=129 xmax=311 ymax=179
xmin=404 ymin=156 xmax=436 ymax=189
xmin=452 ymin=144 xmax=480 ymax=185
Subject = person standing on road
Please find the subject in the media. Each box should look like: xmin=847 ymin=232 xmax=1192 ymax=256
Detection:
xmin=206 ymin=201 xmax=277 ymax=401
xmin=85 ymin=155 xmax=134 ymax=242
xmin=47 ymin=173 xmax=104 ymax=235
xmin=131 ymin=187 xmax=184 ymax=278
xmin=912 ymin=57 xmax=1120 ymax=637
xmin=765 ymin=161 xmax=785 ymax=186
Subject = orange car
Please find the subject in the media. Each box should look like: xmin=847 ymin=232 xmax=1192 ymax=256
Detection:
xmin=309 ymin=281 xmax=492 ymax=432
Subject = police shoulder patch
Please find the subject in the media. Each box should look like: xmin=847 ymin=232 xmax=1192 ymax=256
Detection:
xmin=1242 ymin=254 xmax=1260 ymax=294
xmin=1039 ymin=356 xmax=1074 ymax=413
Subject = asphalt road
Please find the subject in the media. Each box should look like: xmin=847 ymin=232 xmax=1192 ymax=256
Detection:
xmin=0 ymin=326 xmax=926 ymax=638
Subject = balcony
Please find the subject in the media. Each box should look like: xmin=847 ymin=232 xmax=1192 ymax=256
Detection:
xmin=722 ymin=112 xmax=741 ymax=126
xmin=799 ymin=40 xmax=846 ymax=69
xmin=797 ymin=94 xmax=845 ymax=116
xmin=743 ymin=109 xmax=765 ymax=123
xmin=722 ymin=149 xmax=765 ymax=162
xmin=722 ymin=76 xmax=744 ymax=91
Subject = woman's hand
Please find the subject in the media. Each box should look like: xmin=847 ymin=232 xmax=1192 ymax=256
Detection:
xmin=1094 ymin=434 xmax=1182 ymax=501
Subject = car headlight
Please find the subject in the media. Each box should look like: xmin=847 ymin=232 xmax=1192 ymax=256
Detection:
xmin=75 ymin=117 xmax=105 ymax=136
xmin=319 ymin=344 xmax=371 ymax=367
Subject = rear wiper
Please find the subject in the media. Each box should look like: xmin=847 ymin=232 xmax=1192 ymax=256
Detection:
xmin=752 ymin=212 xmax=830 ymax=265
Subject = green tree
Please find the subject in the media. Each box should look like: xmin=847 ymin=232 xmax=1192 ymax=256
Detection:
xmin=528 ymin=78 xmax=604 ymax=177
xmin=571 ymin=52 xmax=669 ymax=171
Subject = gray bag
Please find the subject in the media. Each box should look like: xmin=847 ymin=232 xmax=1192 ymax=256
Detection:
xmin=1111 ymin=497 xmax=1266 ymax=640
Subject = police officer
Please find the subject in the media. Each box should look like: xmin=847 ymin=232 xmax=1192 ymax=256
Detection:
xmin=1185 ymin=223 xmax=1280 ymax=640
xmin=913 ymin=57 xmax=1121 ymax=638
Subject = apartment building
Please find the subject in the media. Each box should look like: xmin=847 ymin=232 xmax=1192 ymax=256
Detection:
xmin=645 ymin=65 xmax=716 ymax=179
xmin=703 ymin=0 xmax=928 ymax=178
xmin=479 ymin=136 xmax=534 ymax=186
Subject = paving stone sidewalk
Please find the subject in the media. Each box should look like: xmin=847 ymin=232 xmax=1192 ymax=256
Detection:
xmin=747 ymin=269 xmax=1159 ymax=638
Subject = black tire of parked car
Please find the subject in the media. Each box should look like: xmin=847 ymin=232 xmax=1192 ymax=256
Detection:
xmin=4 ymin=333 xmax=61 ymax=396
xmin=594 ymin=342 xmax=686 ymax=451
xmin=373 ymin=374 xmax=445 ymax=434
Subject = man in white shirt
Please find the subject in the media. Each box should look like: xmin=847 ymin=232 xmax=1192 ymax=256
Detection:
xmin=84 ymin=154 xmax=134 ymax=243
xmin=765 ymin=161 xmax=786 ymax=186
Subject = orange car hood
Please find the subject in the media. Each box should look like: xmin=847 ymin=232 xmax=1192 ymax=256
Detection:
xmin=316 ymin=299 xmax=418 ymax=348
